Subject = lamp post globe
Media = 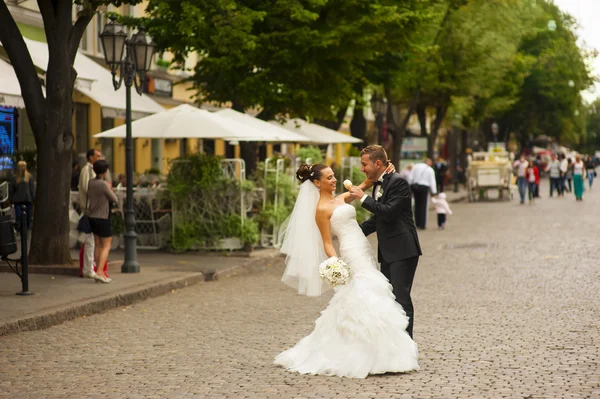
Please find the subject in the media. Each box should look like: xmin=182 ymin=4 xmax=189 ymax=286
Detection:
xmin=130 ymin=27 xmax=157 ymax=73
xmin=99 ymin=17 xmax=127 ymax=78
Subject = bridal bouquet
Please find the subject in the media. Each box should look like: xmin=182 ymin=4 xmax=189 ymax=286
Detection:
xmin=319 ymin=257 xmax=351 ymax=287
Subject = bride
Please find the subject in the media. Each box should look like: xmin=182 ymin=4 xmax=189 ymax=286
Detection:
xmin=274 ymin=163 xmax=419 ymax=378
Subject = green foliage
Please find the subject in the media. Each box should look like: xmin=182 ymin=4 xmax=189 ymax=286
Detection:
xmin=347 ymin=146 xmax=361 ymax=157
xmin=252 ymin=162 xmax=298 ymax=233
xmin=349 ymin=166 xmax=371 ymax=224
xmin=296 ymin=146 xmax=324 ymax=164
xmin=166 ymin=154 xmax=258 ymax=251
xmin=135 ymin=0 xmax=431 ymax=121
xmin=493 ymin=0 xmax=594 ymax=147
xmin=111 ymin=212 xmax=125 ymax=235
xmin=154 ymin=58 xmax=172 ymax=69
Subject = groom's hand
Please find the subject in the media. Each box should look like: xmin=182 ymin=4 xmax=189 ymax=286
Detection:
xmin=349 ymin=186 xmax=365 ymax=200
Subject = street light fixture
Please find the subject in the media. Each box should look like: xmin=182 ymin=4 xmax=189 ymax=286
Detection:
xmin=99 ymin=16 xmax=156 ymax=273
xmin=371 ymin=93 xmax=387 ymax=145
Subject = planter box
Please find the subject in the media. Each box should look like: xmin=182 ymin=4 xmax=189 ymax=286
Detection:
xmin=218 ymin=237 xmax=243 ymax=250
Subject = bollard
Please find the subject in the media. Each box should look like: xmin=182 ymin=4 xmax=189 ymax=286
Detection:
xmin=16 ymin=204 xmax=33 ymax=296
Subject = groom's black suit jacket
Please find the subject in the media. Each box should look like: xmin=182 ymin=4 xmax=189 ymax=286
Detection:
xmin=359 ymin=172 xmax=422 ymax=263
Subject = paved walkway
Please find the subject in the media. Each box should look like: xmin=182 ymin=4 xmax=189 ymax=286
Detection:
xmin=2 ymin=182 xmax=599 ymax=398
xmin=0 ymin=248 xmax=280 ymax=335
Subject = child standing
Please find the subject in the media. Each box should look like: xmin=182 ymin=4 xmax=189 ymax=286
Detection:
xmin=526 ymin=162 xmax=537 ymax=202
xmin=431 ymin=192 xmax=453 ymax=230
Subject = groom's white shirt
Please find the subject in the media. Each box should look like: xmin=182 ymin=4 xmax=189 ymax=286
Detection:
xmin=360 ymin=172 xmax=386 ymax=203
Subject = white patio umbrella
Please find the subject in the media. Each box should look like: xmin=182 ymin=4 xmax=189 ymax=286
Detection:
xmin=273 ymin=118 xmax=363 ymax=144
xmin=93 ymin=104 xmax=278 ymax=141
xmin=216 ymin=108 xmax=311 ymax=143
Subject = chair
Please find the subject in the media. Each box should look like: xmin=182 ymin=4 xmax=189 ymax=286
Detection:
xmin=0 ymin=181 xmax=11 ymax=215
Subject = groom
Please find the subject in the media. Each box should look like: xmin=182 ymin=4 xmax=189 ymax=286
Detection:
xmin=349 ymin=145 xmax=422 ymax=338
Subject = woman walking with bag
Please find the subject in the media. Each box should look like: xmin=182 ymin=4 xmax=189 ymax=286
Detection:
xmin=11 ymin=161 xmax=35 ymax=232
xmin=573 ymin=155 xmax=586 ymax=201
xmin=86 ymin=160 xmax=118 ymax=283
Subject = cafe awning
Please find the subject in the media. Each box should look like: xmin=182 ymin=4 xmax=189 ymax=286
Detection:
xmin=274 ymin=118 xmax=363 ymax=144
xmin=1 ymin=38 xmax=165 ymax=119
xmin=0 ymin=58 xmax=25 ymax=108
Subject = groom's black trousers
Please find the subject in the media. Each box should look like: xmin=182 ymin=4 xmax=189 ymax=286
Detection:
xmin=380 ymin=255 xmax=419 ymax=338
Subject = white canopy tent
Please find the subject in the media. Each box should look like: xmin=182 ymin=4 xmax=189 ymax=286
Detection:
xmin=0 ymin=38 xmax=164 ymax=120
xmin=216 ymin=108 xmax=311 ymax=143
xmin=93 ymin=104 xmax=281 ymax=141
xmin=0 ymin=58 xmax=24 ymax=108
xmin=274 ymin=118 xmax=363 ymax=144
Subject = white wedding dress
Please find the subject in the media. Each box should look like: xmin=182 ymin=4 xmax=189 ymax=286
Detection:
xmin=274 ymin=203 xmax=419 ymax=378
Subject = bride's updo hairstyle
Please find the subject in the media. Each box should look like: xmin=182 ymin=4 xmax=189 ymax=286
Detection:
xmin=296 ymin=163 xmax=328 ymax=183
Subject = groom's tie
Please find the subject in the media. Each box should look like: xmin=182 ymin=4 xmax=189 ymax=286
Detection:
xmin=372 ymin=182 xmax=381 ymax=201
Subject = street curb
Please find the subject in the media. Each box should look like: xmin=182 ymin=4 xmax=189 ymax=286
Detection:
xmin=213 ymin=249 xmax=283 ymax=280
xmin=0 ymin=272 xmax=205 ymax=337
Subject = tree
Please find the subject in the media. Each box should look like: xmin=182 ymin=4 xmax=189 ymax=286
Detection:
xmin=496 ymin=0 xmax=594 ymax=149
xmin=135 ymin=0 xmax=431 ymax=170
xmin=414 ymin=0 xmax=535 ymax=159
xmin=0 ymin=1 xmax=140 ymax=265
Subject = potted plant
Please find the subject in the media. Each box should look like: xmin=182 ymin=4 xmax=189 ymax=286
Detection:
xmin=110 ymin=211 xmax=125 ymax=250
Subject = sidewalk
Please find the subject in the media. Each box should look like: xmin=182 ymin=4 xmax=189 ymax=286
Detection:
xmin=0 ymin=248 xmax=281 ymax=336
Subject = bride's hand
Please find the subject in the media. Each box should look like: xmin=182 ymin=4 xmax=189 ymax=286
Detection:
xmin=385 ymin=161 xmax=396 ymax=174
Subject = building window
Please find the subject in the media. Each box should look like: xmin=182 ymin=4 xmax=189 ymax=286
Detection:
xmin=96 ymin=14 xmax=106 ymax=56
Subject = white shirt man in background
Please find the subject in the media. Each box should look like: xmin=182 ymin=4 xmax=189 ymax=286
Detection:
xmin=78 ymin=148 xmax=102 ymax=278
xmin=409 ymin=159 xmax=438 ymax=229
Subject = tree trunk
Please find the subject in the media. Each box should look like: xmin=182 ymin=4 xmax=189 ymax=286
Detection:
xmin=29 ymin=25 xmax=77 ymax=265
xmin=0 ymin=1 xmax=94 ymax=265
xmin=349 ymin=105 xmax=367 ymax=143
xmin=386 ymin=85 xmax=418 ymax=167
xmin=230 ymin=100 xmax=258 ymax=174
xmin=314 ymin=106 xmax=348 ymax=131
xmin=429 ymin=103 xmax=449 ymax=160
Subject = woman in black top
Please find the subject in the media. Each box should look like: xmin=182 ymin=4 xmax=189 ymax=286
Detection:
xmin=11 ymin=161 xmax=35 ymax=232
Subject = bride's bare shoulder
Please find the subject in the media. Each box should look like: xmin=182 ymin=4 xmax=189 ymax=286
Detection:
xmin=316 ymin=201 xmax=336 ymax=217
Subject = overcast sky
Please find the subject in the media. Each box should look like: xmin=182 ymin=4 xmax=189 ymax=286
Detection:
xmin=553 ymin=0 xmax=600 ymax=102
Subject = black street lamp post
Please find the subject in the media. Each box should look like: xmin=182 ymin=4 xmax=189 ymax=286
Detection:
xmin=99 ymin=17 xmax=156 ymax=273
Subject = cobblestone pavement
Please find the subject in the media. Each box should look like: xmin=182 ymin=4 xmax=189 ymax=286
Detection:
xmin=1 ymin=181 xmax=599 ymax=399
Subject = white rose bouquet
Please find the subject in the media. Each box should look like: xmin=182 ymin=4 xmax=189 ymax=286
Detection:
xmin=319 ymin=257 xmax=351 ymax=287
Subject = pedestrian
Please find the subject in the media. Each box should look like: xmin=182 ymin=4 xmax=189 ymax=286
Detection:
xmin=565 ymin=158 xmax=573 ymax=193
xmin=409 ymin=159 xmax=437 ymax=229
xmin=71 ymin=160 xmax=80 ymax=192
xmin=434 ymin=157 xmax=448 ymax=193
xmin=545 ymin=153 xmax=562 ymax=198
xmin=573 ymin=155 xmax=586 ymax=201
xmin=513 ymin=154 xmax=528 ymax=204
xmin=559 ymin=153 xmax=568 ymax=196
xmin=431 ymin=192 xmax=452 ymax=230
xmin=11 ymin=161 xmax=35 ymax=232
xmin=399 ymin=163 xmax=413 ymax=182
xmin=533 ymin=156 xmax=542 ymax=197
xmin=78 ymin=148 xmax=102 ymax=279
xmin=86 ymin=160 xmax=119 ymax=283
xmin=585 ymin=155 xmax=596 ymax=189
xmin=526 ymin=161 xmax=537 ymax=203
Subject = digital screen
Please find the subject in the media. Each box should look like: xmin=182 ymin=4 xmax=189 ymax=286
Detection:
xmin=0 ymin=107 xmax=15 ymax=171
